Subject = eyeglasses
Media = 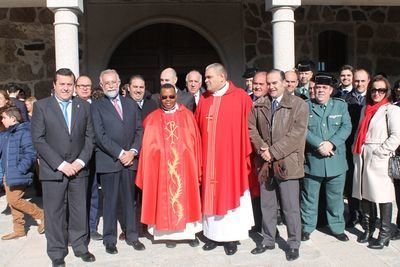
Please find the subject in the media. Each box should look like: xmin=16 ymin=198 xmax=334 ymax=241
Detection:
xmin=371 ymin=88 xmax=387 ymax=94
xmin=161 ymin=95 xmax=176 ymax=100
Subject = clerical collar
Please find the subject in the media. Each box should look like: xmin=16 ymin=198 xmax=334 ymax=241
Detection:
xmin=162 ymin=103 xmax=179 ymax=114
xmin=212 ymin=81 xmax=229 ymax=96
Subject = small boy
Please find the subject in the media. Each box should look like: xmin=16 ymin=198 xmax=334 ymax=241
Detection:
xmin=0 ymin=106 xmax=44 ymax=240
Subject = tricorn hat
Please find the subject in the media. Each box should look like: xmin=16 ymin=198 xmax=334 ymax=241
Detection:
xmin=296 ymin=60 xmax=315 ymax=72
xmin=314 ymin=73 xmax=338 ymax=87
xmin=242 ymin=67 xmax=258 ymax=79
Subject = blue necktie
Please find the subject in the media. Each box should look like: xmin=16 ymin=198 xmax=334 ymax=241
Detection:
xmin=272 ymin=99 xmax=279 ymax=114
xmin=60 ymin=101 xmax=69 ymax=129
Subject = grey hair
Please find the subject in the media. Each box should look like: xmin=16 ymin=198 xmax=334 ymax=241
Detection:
xmin=206 ymin=63 xmax=228 ymax=80
xmin=99 ymin=69 xmax=121 ymax=83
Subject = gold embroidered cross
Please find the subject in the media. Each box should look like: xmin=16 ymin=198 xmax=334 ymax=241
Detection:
xmin=165 ymin=121 xmax=178 ymax=144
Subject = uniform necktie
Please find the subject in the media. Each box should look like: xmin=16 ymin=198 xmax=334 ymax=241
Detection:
xmin=112 ymin=98 xmax=123 ymax=119
xmin=60 ymin=101 xmax=69 ymax=129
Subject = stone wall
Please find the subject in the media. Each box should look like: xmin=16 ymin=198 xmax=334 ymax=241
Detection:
xmin=0 ymin=7 xmax=55 ymax=99
xmin=243 ymin=2 xmax=400 ymax=82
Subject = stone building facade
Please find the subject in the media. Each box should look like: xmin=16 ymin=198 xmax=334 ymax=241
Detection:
xmin=1 ymin=2 xmax=400 ymax=98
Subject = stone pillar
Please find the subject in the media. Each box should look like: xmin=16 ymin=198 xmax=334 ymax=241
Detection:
xmin=47 ymin=0 xmax=83 ymax=78
xmin=266 ymin=0 xmax=300 ymax=72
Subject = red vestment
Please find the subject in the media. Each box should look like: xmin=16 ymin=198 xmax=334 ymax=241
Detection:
xmin=136 ymin=106 xmax=202 ymax=231
xmin=195 ymin=81 xmax=253 ymax=216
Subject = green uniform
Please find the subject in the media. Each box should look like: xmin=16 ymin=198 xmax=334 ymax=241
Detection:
xmin=301 ymin=98 xmax=352 ymax=234
xmin=295 ymin=85 xmax=310 ymax=100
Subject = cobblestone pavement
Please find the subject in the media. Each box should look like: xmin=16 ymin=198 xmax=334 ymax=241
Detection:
xmin=0 ymin=188 xmax=399 ymax=267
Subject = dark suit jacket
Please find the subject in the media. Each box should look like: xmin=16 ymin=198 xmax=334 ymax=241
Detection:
xmin=152 ymin=88 xmax=195 ymax=112
xmin=10 ymin=97 xmax=29 ymax=122
xmin=91 ymin=95 xmax=143 ymax=173
xmin=129 ymin=91 xmax=158 ymax=120
xmin=31 ymin=96 xmax=94 ymax=181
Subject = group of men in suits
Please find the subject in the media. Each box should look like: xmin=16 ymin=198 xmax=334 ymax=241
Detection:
xmin=31 ymin=65 xmax=211 ymax=267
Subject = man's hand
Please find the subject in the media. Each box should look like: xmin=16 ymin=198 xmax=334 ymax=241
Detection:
xmin=318 ymin=141 xmax=334 ymax=157
xmin=119 ymin=150 xmax=136 ymax=166
xmin=71 ymin=160 xmax=84 ymax=173
xmin=260 ymin=147 xmax=272 ymax=162
xmin=60 ymin=163 xmax=76 ymax=177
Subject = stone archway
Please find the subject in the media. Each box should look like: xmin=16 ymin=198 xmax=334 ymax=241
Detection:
xmin=108 ymin=23 xmax=222 ymax=93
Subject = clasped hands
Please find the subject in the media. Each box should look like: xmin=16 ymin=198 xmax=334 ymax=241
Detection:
xmin=318 ymin=141 xmax=335 ymax=157
xmin=260 ymin=147 xmax=272 ymax=162
xmin=119 ymin=150 xmax=136 ymax=166
xmin=60 ymin=160 xmax=84 ymax=177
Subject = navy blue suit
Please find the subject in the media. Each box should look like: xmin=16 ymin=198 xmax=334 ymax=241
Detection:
xmin=91 ymin=95 xmax=143 ymax=246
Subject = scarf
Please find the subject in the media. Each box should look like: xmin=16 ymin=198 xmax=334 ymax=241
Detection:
xmin=353 ymin=98 xmax=389 ymax=154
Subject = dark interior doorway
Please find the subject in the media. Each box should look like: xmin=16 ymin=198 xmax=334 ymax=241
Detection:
xmin=108 ymin=23 xmax=221 ymax=93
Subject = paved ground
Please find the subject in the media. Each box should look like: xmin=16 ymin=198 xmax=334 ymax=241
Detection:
xmin=0 ymin=188 xmax=400 ymax=267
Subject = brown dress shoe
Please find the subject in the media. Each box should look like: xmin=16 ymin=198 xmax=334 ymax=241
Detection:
xmin=1 ymin=232 xmax=26 ymax=240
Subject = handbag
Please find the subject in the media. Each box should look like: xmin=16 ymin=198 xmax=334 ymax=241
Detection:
xmin=388 ymin=154 xmax=400 ymax=179
xmin=273 ymin=159 xmax=289 ymax=180
xmin=385 ymin=111 xmax=400 ymax=179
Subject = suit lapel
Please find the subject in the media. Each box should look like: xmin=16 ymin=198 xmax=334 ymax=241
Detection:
xmin=70 ymin=99 xmax=80 ymax=132
xmin=102 ymin=96 xmax=123 ymax=121
xmin=50 ymin=97 xmax=69 ymax=134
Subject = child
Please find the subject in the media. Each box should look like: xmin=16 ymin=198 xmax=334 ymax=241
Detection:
xmin=0 ymin=106 xmax=44 ymax=240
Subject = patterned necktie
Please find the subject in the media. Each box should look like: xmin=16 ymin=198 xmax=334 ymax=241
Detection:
xmin=112 ymin=98 xmax=123 ymax=119
xmin=272 ymin=99 xmax=279 ymax=114
xmin=60 ymin=101 xmax=69 ymax=129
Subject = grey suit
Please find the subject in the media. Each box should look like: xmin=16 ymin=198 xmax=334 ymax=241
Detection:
xmin=31 ymin=96 xmax=94 ymax=261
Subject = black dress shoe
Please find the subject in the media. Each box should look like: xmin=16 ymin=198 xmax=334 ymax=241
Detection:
xmin=224 ymin=242 xmax=237 ymax=256
xmin=131 ymin=240 xmax=146 ymax=251
xmin=166 ymin=241 xmax=177 ymax=248
xmin=286 ymin=248 xmax=299 ymax=261
xmin=301 ymin=231 xmax=310 ymax=241
xmin=189 ymin=237 xmax=200 ymax=247
xmin=90 ymin=231 xmax=103 ymax=241
xmin=105 ymin=245 xmax=118 ymax=254
xmin=250 ymin=244 xmax=275 ymax=254
xmin=391 ymin=228 xmax=400 ymax=240
xmin=52 ymin=259 xmax=65 ymax=267
xmin=77 ymin=252 xmax=96 ymax=262
xmin=202 ymin=241 xmax=218 ymax=251
xmin=346 ymin=218 xmax=360 ymax=228
xmin=333 ymin=233 xmax=349 ymax=242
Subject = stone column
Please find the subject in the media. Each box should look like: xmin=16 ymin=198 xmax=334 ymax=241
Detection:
xmin=266 ymin=0 xmax=300 ymax=72
xmin=47 ymin=0 xmax=83 ymax=78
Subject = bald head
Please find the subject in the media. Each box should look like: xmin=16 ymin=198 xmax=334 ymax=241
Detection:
xmin=160 ymin=67 xmax=177 ymax=86
xmin=285 ymin=70 xmax=299 ymax=94
xmin=252 ymin=71 xmax=268 ymax=99
xmin=186 ymin=70 xmax=202 ymax=94
xmin=354 ymin=69 xmax=370 ymax=94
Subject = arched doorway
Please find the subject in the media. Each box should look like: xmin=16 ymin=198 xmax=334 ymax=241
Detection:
xmin=108 ymin=23 xmax=221 ymax=93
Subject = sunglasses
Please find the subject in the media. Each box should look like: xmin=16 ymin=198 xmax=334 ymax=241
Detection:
xmin=161 ymin=95 xmax=176 ymax=100
xmin=371 ymin=88 xmax=387 ymax=94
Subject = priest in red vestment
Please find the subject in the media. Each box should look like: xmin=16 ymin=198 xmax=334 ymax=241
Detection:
xmin=136 ymin=83 xmax=202 ymax=248
xmin=195 ymin=63 xmax=254 ymax=256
